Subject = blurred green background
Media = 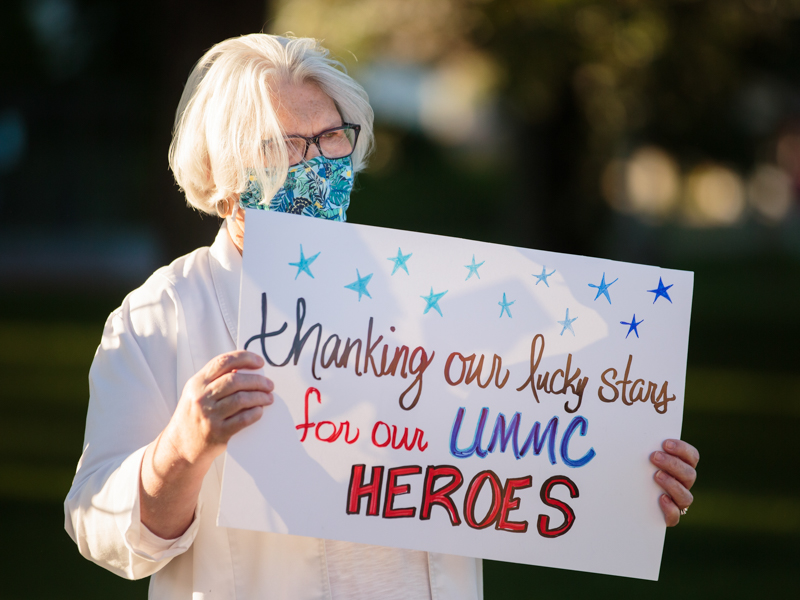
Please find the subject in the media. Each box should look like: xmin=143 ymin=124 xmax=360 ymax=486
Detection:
xmin=1 ymin=0 xmax=798 ymax=597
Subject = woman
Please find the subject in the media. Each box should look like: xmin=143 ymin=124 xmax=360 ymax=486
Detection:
xmin=65 ymin=34 xmax=698 ymax=599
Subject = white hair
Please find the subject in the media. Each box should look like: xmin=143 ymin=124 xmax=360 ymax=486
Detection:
xmin=169 ymin=34 xmax=374 ymax=215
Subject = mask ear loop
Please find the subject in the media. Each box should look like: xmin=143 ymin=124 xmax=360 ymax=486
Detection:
xmin=226 ymin=199 xmax=240 ymax=231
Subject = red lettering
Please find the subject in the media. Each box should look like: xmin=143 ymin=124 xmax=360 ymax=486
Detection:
xmin=496 ymin=476 xmax=532 ymax=533
xmin=420 ymin=465 xmax=463 ymax=525
xmin=315 ymin=421 xmax=339 ymax=442
xmin=371 ymin=421 xmax=391 ymax=447
xmin=383 ymin=466 xmax=422 ymax=518
xmin=372 ymin=422 xmax=428 ymax=451
xmin=390 ymin=426 xmax=429 ymax=451
xmin=346 ymin=464 xmax=384 ymax=516
xmin=341 ymin=421 xmax=360 ymax=444
xmin=314 ymin=421 xmax=359 ymax=444
xmin=298 ymin=388 xmax=360 ymax=444
xmin=537 ymin=475 xmax=579 ymax=538
xmin=463 ymin=470 xmax=502 ymax=530
xmin=296 ymin=387 xmax=321 ymax=442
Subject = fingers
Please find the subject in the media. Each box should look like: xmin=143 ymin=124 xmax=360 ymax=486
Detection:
xmin=223 ymin=405 xmax=266 ymax=435
xmin=659 ymin=494 xmax=682 ymax=527
xmin=213 ymin=390 xmax=274 ymax=420
xmin=170 ymin=353 xmax=273 ymax=464
xmin=207 ymin=372 xmax=274 ymax=402
xmin=651 ymin=446 xmax=697 ymax=490
xmin=652 ymin=439 xmax=698 ymax=527
xmin=654 ymin=468 xmax=693 ymax=510
xmin=662 ymin=439 xmax=699 ymax=469
xmin=202 ymin=351 xmax=265 ymax=384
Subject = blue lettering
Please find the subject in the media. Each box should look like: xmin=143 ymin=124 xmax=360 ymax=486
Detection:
xmin=560 ymin=415 xmax=596 ymax=467
xmin=519 ymin=417 xmax=559 ymax=465
xmin=449 ymin=407 xmax=489 ymax=458
xmin=487 ymin=412 xmax=522 ymax=458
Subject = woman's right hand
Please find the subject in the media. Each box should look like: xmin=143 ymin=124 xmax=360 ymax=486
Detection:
xmin=140 ymin=351 xmax=273 ymax=539
xmin=163 ymin=350 xmax=274 ymax=466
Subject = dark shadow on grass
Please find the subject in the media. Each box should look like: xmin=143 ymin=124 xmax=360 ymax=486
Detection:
xmin=483 ymin=525 xmax=800 ymax=599
xmin=0 ymin=498 xmax=149 ymax=600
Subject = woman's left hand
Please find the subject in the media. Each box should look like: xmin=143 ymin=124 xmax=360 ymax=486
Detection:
xmin=650 ymin=439 xmax=699 ymax=526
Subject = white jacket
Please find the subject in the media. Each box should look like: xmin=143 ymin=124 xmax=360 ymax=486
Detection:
xmin=64 ymin=225 xmax=483 ymax=599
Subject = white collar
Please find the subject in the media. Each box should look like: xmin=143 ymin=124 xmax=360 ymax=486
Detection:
xmin=209 ymin=222 xmax=242 ymax=346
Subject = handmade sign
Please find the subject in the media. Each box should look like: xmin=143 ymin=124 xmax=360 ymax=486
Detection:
xmin=218 ymin=209 xmax=693 ymax=580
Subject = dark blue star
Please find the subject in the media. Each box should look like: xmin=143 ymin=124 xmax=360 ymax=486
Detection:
xmin=498 ymin=293 xmax=515 ymax=318
xmin=289 ymin=245 xmax=320 ymax=279
xmin=620 ymin=314 xmax=644 ymax=339
xmin=588 ymin=272 xmax=618 ymax=304
xmin=533 ymin=266 xmax=556 ymax=287
xmin=648 ymin=277 xmax=673 ymax=304
xmin=558 ymin=308 xmax=578 ymax=336
xmin=388 ymin=248 xmax=412 ymax=275
xmin=344 ymin=269 xmax=373 ymax=301
xmin=420 ymin=287 xmax=448 ymax=317
xmin=464 ymin=255 xmax=485 ymax=281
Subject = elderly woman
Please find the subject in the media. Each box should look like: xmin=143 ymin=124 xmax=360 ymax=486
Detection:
xmin=65 ymin=34 xmax=698 ymax=599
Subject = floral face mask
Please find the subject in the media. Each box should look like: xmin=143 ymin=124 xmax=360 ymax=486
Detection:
xmin=238 ymin=155 xmax=354 ymax=222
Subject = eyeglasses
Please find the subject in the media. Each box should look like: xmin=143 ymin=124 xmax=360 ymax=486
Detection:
xmin=278 ymin=123 xmax=361 ymax=165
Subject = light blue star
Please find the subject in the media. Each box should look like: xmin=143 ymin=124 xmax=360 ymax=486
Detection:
xmin=621 ymin=314 xmax=644 ymax=338
xmin=388 ymin=248 xmax=413 ymax=275
xmin=558 ymin=308 xmax=578 ymax=336
xmin=647 ymin=277 xmax=673 ymax=304
xmin=289 ymin=245 xmax=320 ymax=280
xmin=588 ymin=272 xmax=618 ymax=304
xmin=344 ymin=269 xmax=373 ymax=301
xmin=420 ymin=287 xmax=448 ymax=317
xmin=498 ymin=293 xmax=515 ymax=318
xmin=464 ymin=255 xmax=485 ymax=281
xmin=533 ymin=266 xmax=556 ymax=287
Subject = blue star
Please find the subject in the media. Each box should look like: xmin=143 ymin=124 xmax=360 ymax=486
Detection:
xmin=647 ymin=277 xmax=673 ymax=304
xmin=558 ymin=308 xmax=578 ymax=336
xmin=344 ymin=269 xmax=373 ymax=301
xmin=388 ymin=248 xmax=412 ymax=275
xmin=289 ymin=245 xmax=320 ymax=280
xmin=533 ymin=266 xmax=556 ymax=287
xmin=464 ymin=255 xmax=485 ymax=281
xmin=420 ymin=287 xmax=448 ymax=317
xmin=588 ymin=272 xmax=618 ymax=304
xmin=620 ymin=314 xmax=644 ymax=338
xmin=498 ymin=293 xmax=515 ymax=318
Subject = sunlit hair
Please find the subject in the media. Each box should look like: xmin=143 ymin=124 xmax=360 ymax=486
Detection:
xmin=169 ymin=34 xmax=374 ymax=215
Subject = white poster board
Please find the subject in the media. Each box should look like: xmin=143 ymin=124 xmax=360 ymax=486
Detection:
xmin=219 ymin=209 xmax=693 ymax=580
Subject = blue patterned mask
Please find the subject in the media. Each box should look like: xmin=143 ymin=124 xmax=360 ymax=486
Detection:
xmin=238 ymin=155 xmax=354 ymax=222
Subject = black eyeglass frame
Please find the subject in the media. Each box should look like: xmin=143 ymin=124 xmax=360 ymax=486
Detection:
xmin=280 ymin=122 xmax=361 ymax=165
